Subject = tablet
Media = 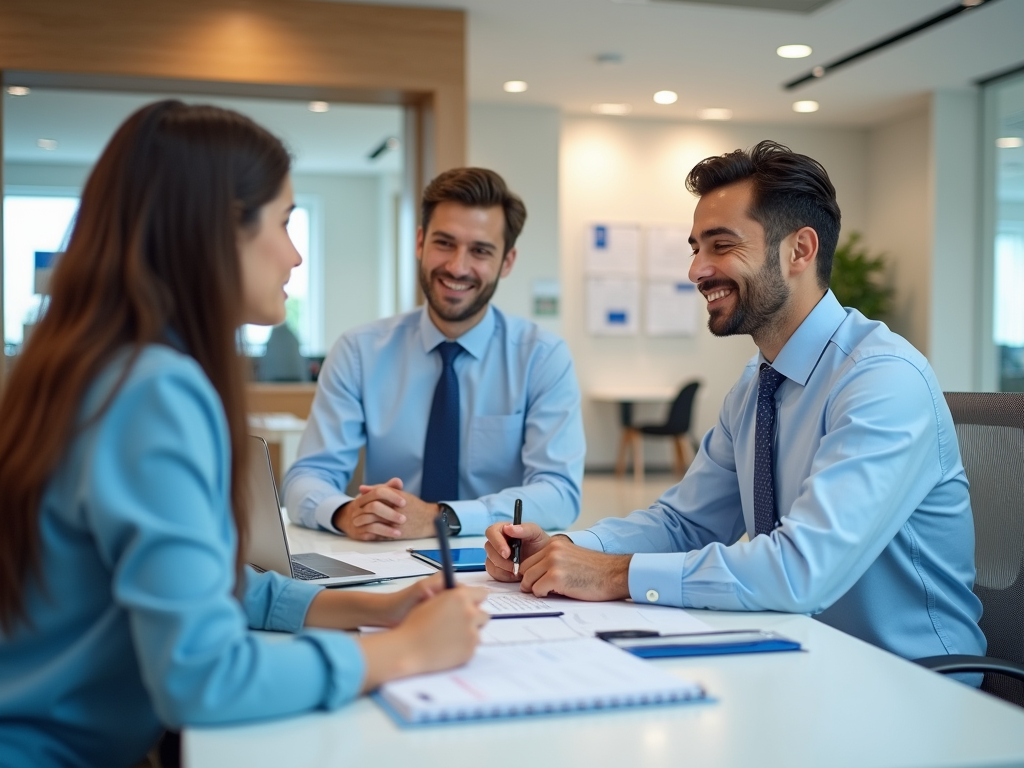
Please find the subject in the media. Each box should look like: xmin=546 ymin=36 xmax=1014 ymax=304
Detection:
xmin=410 ymin=547 xmax=488 ymax=572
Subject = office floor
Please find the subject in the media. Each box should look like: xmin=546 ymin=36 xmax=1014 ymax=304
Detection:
xmin=569 ymin=471 xmax=679 ymax=531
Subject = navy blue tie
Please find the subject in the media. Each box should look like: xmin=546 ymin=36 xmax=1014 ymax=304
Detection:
xmin=754 ymin=363 xmax=786 ymax=537
xmin=421 ymin=342 xmax=463 ymax=503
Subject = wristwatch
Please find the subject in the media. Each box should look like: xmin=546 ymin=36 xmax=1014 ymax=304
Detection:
xmin=438 ymin=503 xmax=462 ymax=536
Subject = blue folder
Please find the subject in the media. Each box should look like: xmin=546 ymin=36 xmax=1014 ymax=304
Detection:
xmin=598 ymin=629 xmax=802 ymax=658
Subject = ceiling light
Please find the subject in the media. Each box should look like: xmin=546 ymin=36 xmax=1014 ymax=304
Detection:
xmin=653 ymin=90 xmax=678 ymax=105
xmin=308 ymin=101 xmax=330 ymax=113
xmin=37 ymin=138 xmax=58 ymax=150
xmin=592 ymin=103 xmax=632 ymax=116
xmin=777 ymin=44 xmax=812 ymax=59
xmin=996 ymin=137 xmax=1024 ymax=149
xmin=792 ymin=100 xmax=819 ymax=113
xmin=698 ymin=108 xmax=733 ymax=121
xmin=503 ymin=80 xmax=528 ymax=93
xmin=6 ymin=85 xmax=30 ymax=96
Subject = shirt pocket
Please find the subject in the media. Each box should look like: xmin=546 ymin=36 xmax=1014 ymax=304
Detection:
xmin=467 ymin=414 xmax=525 ymax=487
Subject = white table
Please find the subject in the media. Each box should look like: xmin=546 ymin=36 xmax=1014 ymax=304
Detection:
xmin=185 ymin=526 xmax=1024 ymax=768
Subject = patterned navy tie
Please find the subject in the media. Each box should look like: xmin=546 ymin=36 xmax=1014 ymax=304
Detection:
xmin=420 ymin=341 xmax=464 ymax=503
xmin=754 ymin=363 xmax=786 ymax=537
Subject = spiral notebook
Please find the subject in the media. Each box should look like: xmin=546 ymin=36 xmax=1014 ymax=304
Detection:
xmin=375 ymin=637 xmax=706 ymax=726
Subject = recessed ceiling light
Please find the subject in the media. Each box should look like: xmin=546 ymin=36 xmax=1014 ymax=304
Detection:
xmin=503 ymin=80 xmax=528 ymax=93
xmin=996 ymin=137 xmax=1024 ymax=149
xmin=792 ymin=100 xmax=819 ymax=113
xmin=592 ymin=103 xmax=632 ymax=116
xmin=6 ymin=86 xmax=30 ymax=96
xmin=308 ymin=101 xmax=330 ymax=113
xmin=37 ymin=138 xmax=58 ymax=150
xmin=698 ymin=108 xmax=733 ymax=121
xmin=777 ymin=44 xmax=812 ymax=59
xmin=653 ymin=90 xmax=678 ymax=105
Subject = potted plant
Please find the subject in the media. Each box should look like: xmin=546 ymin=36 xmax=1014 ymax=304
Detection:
xmin=829 ymin=232 xmax=893 ymax=321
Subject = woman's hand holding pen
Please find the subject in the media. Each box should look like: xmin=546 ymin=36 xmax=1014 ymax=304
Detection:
xmin=358 ymin=585 xmax=490 ymax=691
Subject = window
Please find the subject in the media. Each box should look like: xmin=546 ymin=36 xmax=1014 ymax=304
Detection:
xmin=3 ymin=194 xmax=79 ymax=349
xmin=241 ymin=196 xmax=322 ymax=356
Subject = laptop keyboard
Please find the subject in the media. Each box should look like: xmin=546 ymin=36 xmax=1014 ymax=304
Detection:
xmin=291 ymin=560 xmax=329 ymax=581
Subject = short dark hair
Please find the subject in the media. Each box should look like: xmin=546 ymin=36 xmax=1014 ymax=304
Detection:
xmin=421 ymin=167 xmax=527 ymax=256
xmin=685 ymin=140 xmax=841 ymax=289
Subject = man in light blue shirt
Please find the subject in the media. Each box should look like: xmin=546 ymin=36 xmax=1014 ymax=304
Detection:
xmin=284 ymin=168 xmax=584 ymax=540
xmin=485 ymin=141 xmax=985 ymax=662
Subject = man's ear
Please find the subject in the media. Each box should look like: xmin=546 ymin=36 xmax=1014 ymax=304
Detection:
xmin=784 ymin=226 xmax=819 ymax=278
xmin=415 ymin=227 xmax=425 ymax=262
xmin=499 ymin=247 xmax=518 ymax=278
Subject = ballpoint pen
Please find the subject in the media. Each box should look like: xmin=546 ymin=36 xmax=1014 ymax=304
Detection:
xmin=433 ymin=514 xmax=456 ymax=589
xmin=512 ymin=498 xmax=523 ymax=576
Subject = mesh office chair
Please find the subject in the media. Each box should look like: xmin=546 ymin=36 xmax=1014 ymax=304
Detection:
xmin=914 ymin=392 xmax=1024 ymax=707
xmin=617 ymin=381 xmax=700 ymax=480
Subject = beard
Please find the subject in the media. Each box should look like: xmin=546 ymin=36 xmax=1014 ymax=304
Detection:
xmin=704 ymin=246 xmax=790 ymax=337
xmin=418 ymin=261 xmax=503 ymax=324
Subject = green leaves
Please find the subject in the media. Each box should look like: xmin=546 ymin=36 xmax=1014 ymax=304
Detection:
xmin=829 ymin=232 xmax=894 ymax=321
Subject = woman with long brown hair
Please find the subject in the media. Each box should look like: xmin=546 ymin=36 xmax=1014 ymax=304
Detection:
xmin=0 ymin=100 xmax=488 ymax=768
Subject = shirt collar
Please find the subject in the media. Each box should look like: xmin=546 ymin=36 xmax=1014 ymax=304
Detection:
xmin=761 ymin=290 xmax=847 ymax=387
xmin=418 ymin=304 xmax=496 ymax=361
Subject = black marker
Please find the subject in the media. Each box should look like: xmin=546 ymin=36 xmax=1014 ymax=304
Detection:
xmin=434 ymin=514 xmax=456 ymax=589
xmin=512 ymin=498 xmax=523 ymax=576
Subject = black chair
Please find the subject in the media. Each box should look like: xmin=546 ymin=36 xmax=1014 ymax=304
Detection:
xmin=914 ymin=392 xmax=1024 ymax=707
xmin=616 ymin=381 xmax=700 ymax=480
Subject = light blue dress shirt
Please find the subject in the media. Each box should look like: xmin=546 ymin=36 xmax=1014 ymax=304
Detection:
xmin=569 ymin=291 xmax=986 ymax=661
xmin=0 ymin=346 xmax=365 ymax=768
xmin=283 ymin=305 xmax=585 ymax=535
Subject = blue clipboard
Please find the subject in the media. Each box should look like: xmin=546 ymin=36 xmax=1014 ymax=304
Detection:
xmin=598 ymin=629 xmax=802 ymax=658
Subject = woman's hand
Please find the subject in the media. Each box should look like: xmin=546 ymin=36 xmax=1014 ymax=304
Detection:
xmin=368 ymin=573 xmax=446 ymax=628
xmin=358 ymin=586 xmax=489 ymax=690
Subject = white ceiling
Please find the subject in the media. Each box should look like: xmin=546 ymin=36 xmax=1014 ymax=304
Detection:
xmin=3 ymin=89 xmax=403 ymax=174
xmin=339 ymin=0 xmax=1024 ymax=127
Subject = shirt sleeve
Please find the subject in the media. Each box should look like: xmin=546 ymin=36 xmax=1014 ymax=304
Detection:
xmin=564 ymin=389 xmax=748 ymax=586
xmin=85 ymin=362 xmax=365 ymax=728
xmin=624 ymin=356 xmax=946 ymax=613
xmin=282 ymin=335 xmax=364 ymax=534
xmin=446 ymin=339 xmax=585 ymax=535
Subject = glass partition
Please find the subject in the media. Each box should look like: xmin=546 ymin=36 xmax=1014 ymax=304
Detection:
xmin=2 ymin=86 xmax=410 ymax=378
xmin=981 ymin=71 xmax=1024 ymax=391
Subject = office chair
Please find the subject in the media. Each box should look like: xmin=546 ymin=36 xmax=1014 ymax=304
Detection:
xmin=914 ymin=392 xmax=1024 ymax=707
xmin=617 ymin=381 xmax=700 ymax=481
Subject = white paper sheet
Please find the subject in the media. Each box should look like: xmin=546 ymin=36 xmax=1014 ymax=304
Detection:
xmin=327 ymin=550 xmax=437 ymax=580
xmin=645 ymin=280 xmax=699 ymax=336
xmin=586 ymin=223 xmax=640 ymax=276
xmin=587 ymin=277 xmax=639 ymax=336
xmin=646 ymin=226 xmax=692 ymax=280
xmin=481 ymin=617 xmax=581 ymax=645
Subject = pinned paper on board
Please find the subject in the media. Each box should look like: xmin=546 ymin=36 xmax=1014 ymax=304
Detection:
xmin=586 ymin=223 xmax=640 ymax=276
xmin=645 ymin=280 xmax=698 ymax=337
xmin=645 ymin=226 xmax=692 ymax=280
xmin=587 ymin=277 xmax=639 ymax=336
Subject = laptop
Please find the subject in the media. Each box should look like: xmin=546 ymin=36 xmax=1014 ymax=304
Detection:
xmin=244 ymin=435 xmax=382 ymax=587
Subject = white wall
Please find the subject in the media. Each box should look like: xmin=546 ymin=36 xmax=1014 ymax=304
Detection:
xmin=928 ymin=89 xmax=980 ymax=391
xmin=863 ymin=110 xmax=932 ymax=355
xmin=468 ymin=103 xmax=562 ymax=336
xmin=560 ymin=116 xmax=870 ymax=469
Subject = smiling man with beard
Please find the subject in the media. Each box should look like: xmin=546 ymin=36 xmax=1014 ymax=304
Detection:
xmin=284 ymin=168 xmax=584 ymax=540
xmin=484 ymin=141 xmax=985 ymax=665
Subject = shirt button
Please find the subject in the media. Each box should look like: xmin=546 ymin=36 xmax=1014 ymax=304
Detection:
xmin=646 ymin=589 xmax=659 ymax=603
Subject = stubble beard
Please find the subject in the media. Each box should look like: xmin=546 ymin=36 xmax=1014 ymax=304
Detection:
xmin=707 ymin=245 xmax=790 ymax=338
xmin=418 ymin=262 xmax=502 ymax=324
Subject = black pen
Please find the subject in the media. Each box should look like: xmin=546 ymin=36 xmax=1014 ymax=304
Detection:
xmin=512 ymin=498 xmax=523 ymax=576
xmin=433 ymin=514 xmax=456 ymax=589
